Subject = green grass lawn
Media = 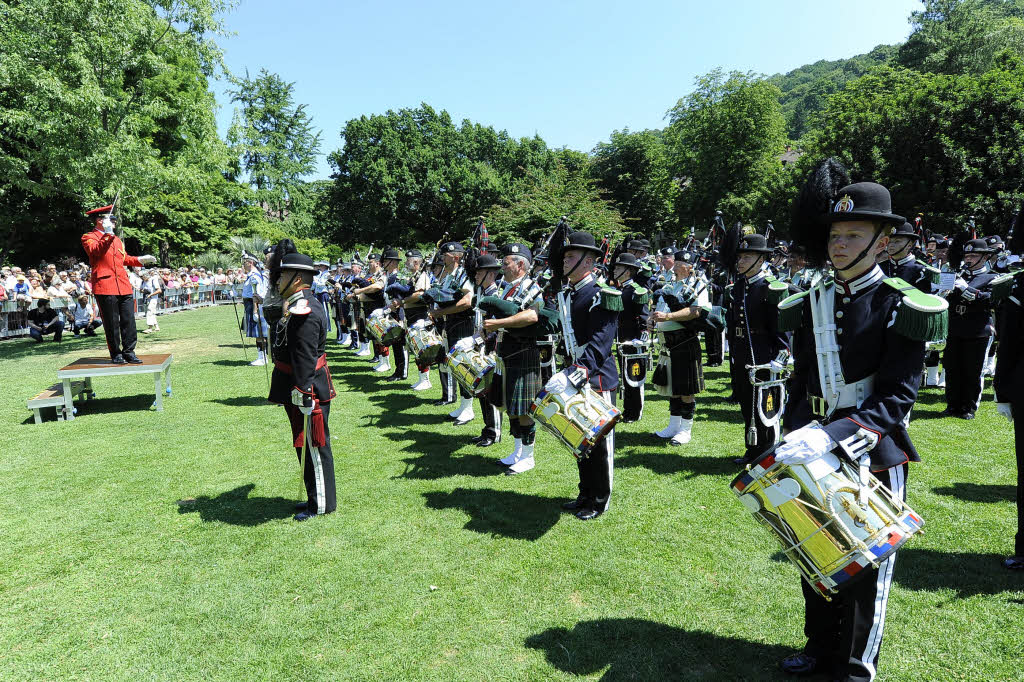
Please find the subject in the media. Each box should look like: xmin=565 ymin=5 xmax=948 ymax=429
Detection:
xmin=0 ymin=304 xmax=1020 ymax=681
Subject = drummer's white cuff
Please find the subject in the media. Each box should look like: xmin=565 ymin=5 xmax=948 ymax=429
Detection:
xmin=824 ymin=418 xmax=880 ymax=460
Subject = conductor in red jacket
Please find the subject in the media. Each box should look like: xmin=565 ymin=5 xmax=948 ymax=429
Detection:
xmin=81 ymin=205 xmax=157 ymax=364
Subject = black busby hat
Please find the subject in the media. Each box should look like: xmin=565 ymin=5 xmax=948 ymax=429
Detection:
xmin=381 ymin=247 xmax=402 ymax=261
xmin=475 ymin=253 xmax=501 ymax=270
xmin=736 ymin=233 xmax=773 ymax=254
xmin=963 ymin=238 xmax=996 ymax=254
xmin=827 ymin=182 xmax=905 ymax=226
xmin=612 ymin=252 xmax=641 ymax=270
xmin=442 ymin=242 xmax=465 ymax=254
xmin=500 ymin=243 xmax=533 ymax=262
xmin=564 ymin=231 xmax=603 ymax=255
xmin=263 ymin=246 xmax=275 ymax=256
xmin=280 ymin=253 xmax=316 ymax=273
xmin=892 ymin=221 xmax=919 ymax=239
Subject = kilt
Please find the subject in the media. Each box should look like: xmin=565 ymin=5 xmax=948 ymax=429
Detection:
xmin=494 ymin=341 xmax=542 ymax=417
xmin=243 ymin=298 xmax=268 ymax=338
xmin=443 ymin=313 xmax=474 ymax=345
xmin=653 ymin=330 xmax=704 ymax=396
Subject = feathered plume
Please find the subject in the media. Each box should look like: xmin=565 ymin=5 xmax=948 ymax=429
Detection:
xmin=546 ymin=216 xmax=571 ymax=294
xmin=790 ymin=157 xmax=851 ymax=268
xmin=717 ymin=221 xmax=742 ymax=273
xmin=948 ymin=226 xmax=974 ymax=272
xmin=267 ymin=239 xmax=297 ymax=285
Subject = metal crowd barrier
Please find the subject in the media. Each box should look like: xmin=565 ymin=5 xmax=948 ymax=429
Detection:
xmin=0 ymin=283 xmax=245 ymax=340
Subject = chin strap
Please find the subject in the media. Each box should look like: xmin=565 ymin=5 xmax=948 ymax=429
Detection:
xmin=737 ymin=256 xmax=763 ymax=279
xmin=842 ymin=228 xmax=885 ymax=275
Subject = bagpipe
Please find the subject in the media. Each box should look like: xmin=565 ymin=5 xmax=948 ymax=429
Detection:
xmin=447 ymin=218 xmax=498 ymax=397
xmin=650 ymin=279 xmax=725 ymax=335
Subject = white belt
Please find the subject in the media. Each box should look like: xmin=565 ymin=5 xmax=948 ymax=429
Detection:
xmin=811 ymin=374 xmax=876 ymax=416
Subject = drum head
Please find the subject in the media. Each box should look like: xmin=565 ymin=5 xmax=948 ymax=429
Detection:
xmin=730 ymin=448 xmax=778 ymax=489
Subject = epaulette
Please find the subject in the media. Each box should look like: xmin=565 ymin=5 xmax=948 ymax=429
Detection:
xmin=766 ymin=278 xmax=790 ymax=306
xmin=599 ymin=284 xmax=623 ymax=312
xmin=990 ymin=272 xmax=1015 ymax=305
xmin=882 ymin=277 xmax=948 ymax=342
xmin=628 ymin=280 xmax=650 ymax=305
xmin=288 ymin=296 xmax=312 ymax=316
xmin=777 ymin=289 xmax=811 ymax=333
xmin=919 ymin=259 xmax=941 ymax=285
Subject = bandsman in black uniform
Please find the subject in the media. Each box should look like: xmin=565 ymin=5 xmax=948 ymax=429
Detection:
xmin=651 ymin=249 xmax=710 ymax=445
xmin=377 ymin=248 xmax=406 ymax=381
xmin=774 ymin=169 xmax=947 ymax=682
xmin=430 ymin=242 xmax=476 ymax=422
xmin=394 ymin=249 xmax=434 ymax=390
xmin=268 ymin=253 xmax=338 ymax=521
xmin=466 ymin=253 xmax=504 ymax=447
xmin=994 ymin=269 xmax=1024 ymax=570
xmin=548 ymin=231 xmax=621 ymax=519
xmin=610 ymin=252 xmax=650 ymax=422
xmin=942 ymin=238 xmax=1002 ymax=419
xmin=725 ymin=233 xmax=792 ymax=465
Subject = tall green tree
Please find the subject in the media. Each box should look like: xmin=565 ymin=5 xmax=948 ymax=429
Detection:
xmin=665 ymin=70 xmax=789 ymax=232
xmin=324 ymin=104 xmax=563 ymax=247
xmin=895 ymin=0 xmax=1024 ymax=75
xmin=0 ymin=0 xmax=234 ymax=264
xmin=591 ymin=129 xmax=676 ymax=234
xmin=227 ymin=69 xmax=322 ymax=222
xmin=805 ymin=58 xmax=1024 ymax=234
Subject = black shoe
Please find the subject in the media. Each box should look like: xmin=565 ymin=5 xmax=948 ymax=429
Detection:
xmin=453 ymin=417 xmax=473 ymax=426
xmin=939 ymin=407 xmax=958 ymax=417
xmin=575 ymin=507 xmax=603 ymax=521
xmin=779 ymin=653 xmax=819 ymax=675
xmin=293 ymin=511 xmax=317 ymax=522
xmin=124 ymin=353 xmax=143 ymax=364
xmin=733 ymin=455 xmax=755 ymax=466
xmin=384 ymin=375 xmax=403 ymax=383
xmin=294 ymin=502 xmax=307 ymax=511
xmin=959 ymin=411 xmax=975 ymax=420
xmin=562 ymin=497 xmax=587 ymax=511
xmin=475 ymin=437 xmax=496 ymax=448
xmin=431 ymin=399 xmax=454 ymax=407
xmin=110 ymin=354 xmax=126 ymax=364
xmin=1003 ymin=556 xmax=1024 ymax=570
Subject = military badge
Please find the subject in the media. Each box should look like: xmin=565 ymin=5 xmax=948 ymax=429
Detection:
xmin=833 ymin=194 xmax=855 ymax=213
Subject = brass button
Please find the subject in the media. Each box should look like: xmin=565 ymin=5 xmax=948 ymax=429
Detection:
xmin=842 ymin=297 xmax=851 ymax=304
xmin=836 ymin=311 xmax=844 ymax=319
xmin=837 ymin=328 xmax=843 ymax=335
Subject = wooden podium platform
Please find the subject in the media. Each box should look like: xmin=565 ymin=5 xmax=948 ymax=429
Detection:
xmin=56 ymin=354 xmax=173 ymax=420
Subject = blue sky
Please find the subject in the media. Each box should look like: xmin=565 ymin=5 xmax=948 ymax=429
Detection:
xmin=211 ymin=0 xmax=923 ymax=179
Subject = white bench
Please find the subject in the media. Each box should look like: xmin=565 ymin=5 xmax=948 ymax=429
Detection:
xmin=27 ymin=381 xmax=92 ymax=423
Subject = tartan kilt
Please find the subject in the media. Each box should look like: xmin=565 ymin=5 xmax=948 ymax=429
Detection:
xmin=443 ymin=314 xmax=474 ymax=345
xmin=243 ymin=298 xmax=268 ymax=338
xmin=654 ymin=330 xmax=704 ymax=396
xmin=494 ymin=343 xmax=542 ymax=417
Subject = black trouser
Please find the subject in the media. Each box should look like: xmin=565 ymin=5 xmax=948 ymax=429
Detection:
xmin=1014 ymin=401 xmax=1024 ymax=557
xmin=287 ymin=401 xmax=336 ymax=516
xmin=30 ymin=321 xmax=64 ymax=342
xmin=577 ymin=390 xmax=616 ymax=512
xmin=705 ymin=329 xmax=724 ymax=365
xmin=390 ymin=332 xmax=408 ymax=378
xmin=944 ymin=336 xmax=989 ymax=414
xmin=801 ymin=463 xmax=907 ymax=682
xmin=617 ymin=352 xmax=646 ymax=422
xmin=95 ymin=293 xmax=137 ymax=359
xmin=730 ymin=358 xmax=778 ymax=460
xmin=478 ymin=392 xmax=502 ymax=441
xmin=73 ymin=319 xmax=102 ymax=335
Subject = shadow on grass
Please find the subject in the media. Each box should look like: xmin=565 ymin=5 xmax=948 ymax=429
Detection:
xmin=423 ymin=488 xmax=563 ymax=540
xmin=207 ymin=395 xmax=274 ymax=407
xmin=396 ymin=449 xmax=505 ymax=480
xmin=206 ymin=359 xmax=253 ymax=367
xmin=896 ymin=549 xmax=1024 ymax=597
xmin=381 ymin=428 xmax=471 ymax=458
xmin=933 ymin=482 xmax=1016 ymax=503
xmin=176 ymin=483 xmax=294 ymax=526
xmin=616 ymin=450 xmax=741 ymax=479
xmin=0 ymin=333 xmax=108 ymax=360
xmin=525 ymin=618 xmax=789 ymax=681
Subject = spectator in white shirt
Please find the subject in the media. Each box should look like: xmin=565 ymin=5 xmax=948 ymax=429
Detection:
xmin=142 ymin=269 xmax=163 ymax=333
xmin=70 ymin=294 xmax=102 ymax=336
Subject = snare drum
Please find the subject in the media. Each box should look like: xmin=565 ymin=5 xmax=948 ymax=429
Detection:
xmin=366 ymin=308 xmax=404 ymax=345
xmin=530 ymin=385 xmax=621 ymax=460
xmin=407 ymin=323 xmax=444 ymax=366
xmin=446 ymin=344 xmax=496 ymax=396
xmin=731 ymin=449 xmax=924 ymax=599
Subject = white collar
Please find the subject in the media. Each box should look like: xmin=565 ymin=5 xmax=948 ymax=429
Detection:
xmin=746 ymin=270 xmax=766 ymax=284
xmin=836 ymin=264 xmax=884 ymax=296
xmin=968 ymin=263 xmax=990 ymax=275
xmin=571 ymin=273 xmax=594 ymax=291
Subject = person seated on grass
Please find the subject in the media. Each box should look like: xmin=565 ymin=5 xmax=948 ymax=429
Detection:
xmin=27 ymin=297 xmax=64 ymax=342
xmin=70 ymin=294 xmax=102 ymax=336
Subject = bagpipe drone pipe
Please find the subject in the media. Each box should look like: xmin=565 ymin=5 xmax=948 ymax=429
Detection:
xmin=652 ymin=282 xmax=726 ymax=336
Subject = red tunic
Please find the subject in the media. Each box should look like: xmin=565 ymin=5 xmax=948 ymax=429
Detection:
xmin=81 ymin=228 xmax=143 ymax=296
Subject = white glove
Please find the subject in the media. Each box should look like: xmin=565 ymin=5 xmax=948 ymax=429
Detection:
xmin=101 ymin=217 xmax=115 ymax=234
xmin=997 ymin=403 xmax=1013 ymax=421
xmin=773 ymin=425 xmax=835 ymax=465
xmin=138 ymin=255 xmax=157 ymax=265
xmin=545 ymin=370 xmax=570 ymax=394
xmin=954 ymin=277 xmax=968 ymax=291
xmin=291 ymin=389 xmax=314 ymax=415
xmin=453 ymin=337 xmax=475 ymax=352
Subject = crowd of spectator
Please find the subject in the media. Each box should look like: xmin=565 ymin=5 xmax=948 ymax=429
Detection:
xmin=1 ymin=261 xmax=251 ymax=341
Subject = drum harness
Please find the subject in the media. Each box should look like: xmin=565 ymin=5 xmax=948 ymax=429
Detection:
xmin=808 ymin=277 xmax=877 ymax=504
